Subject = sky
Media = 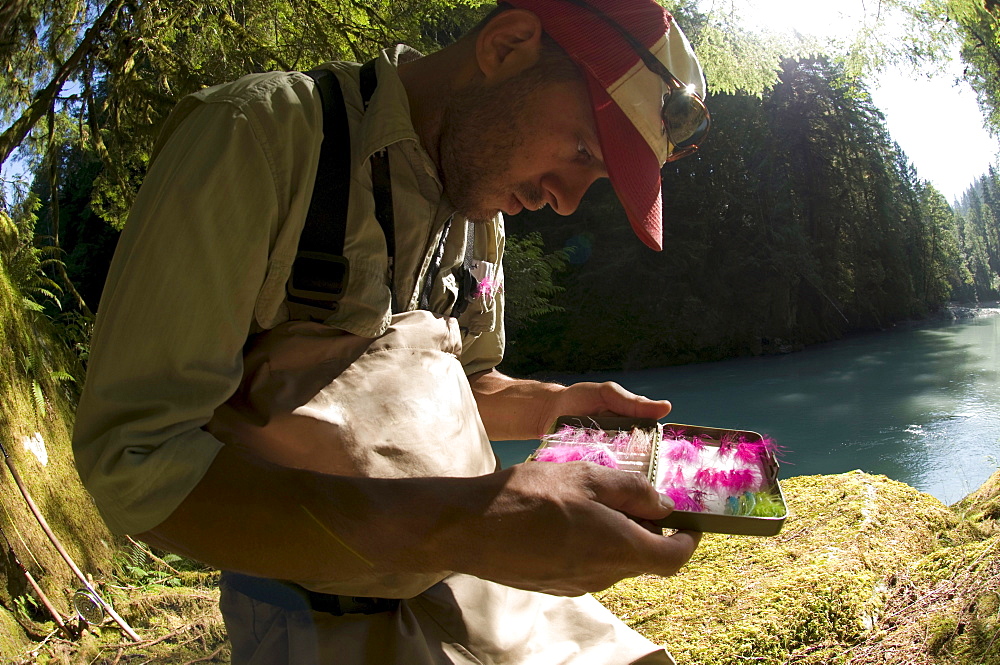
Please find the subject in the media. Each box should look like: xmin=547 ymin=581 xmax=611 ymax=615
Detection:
xmin=869 ymin=58 xmax=996 ymax=202
xmin=727 ymin=0 xmax=1000 ymax=203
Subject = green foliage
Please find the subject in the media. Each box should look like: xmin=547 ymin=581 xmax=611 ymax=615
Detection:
xmin=52 ymin=310 xmax=93 ymax=366
xmin=502 ymin=232 xmax=567 ymax=333
xmin=10 ymin=594 xmax=39 ymax=624
xmin=112 ymin=537 xmax=213 ymax=590
xmin=0 ymin=189 xmax=84 ymax=409
xmin=678 ymin=0 xmax=959 ymax=90
xmin=0 ymin=196 xmax=62 ymax=314
xmin=668 ymin=2 xmax=791 ymax=97
xmin=953 ymin=0 xmax=1000 ymax=136
xmin=952 ymin=168 xmax=1000 ymax=301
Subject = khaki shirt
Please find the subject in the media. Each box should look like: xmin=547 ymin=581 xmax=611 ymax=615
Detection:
xmin=72 ymin=46 xmax=505 ymax=535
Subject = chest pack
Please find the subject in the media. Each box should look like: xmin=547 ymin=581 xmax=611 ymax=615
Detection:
xmin=287 ymin=61 xmax=478 ymax=320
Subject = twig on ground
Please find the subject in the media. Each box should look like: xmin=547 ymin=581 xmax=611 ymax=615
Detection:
xmin=179 ymin=644 xmax=227 ymax=664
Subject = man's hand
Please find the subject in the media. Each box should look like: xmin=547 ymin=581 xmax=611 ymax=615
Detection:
xmin=468 ymin=369 xmax=671 ymax=440
xmin=436 ymin=461 xmax=701 ymax=596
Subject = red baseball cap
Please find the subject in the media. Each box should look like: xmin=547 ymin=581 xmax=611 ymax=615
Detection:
xmin=500 ymin=0 xmax=706 ymax=251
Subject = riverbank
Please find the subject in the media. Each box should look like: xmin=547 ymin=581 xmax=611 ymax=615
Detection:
xmin=9 ymin=469 xmax=1000 ymax=664
xmin=942 ymin=300 xmax=1000 ymax=320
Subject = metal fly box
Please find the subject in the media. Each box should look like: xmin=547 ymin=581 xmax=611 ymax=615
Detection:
xmin=528 ymin=416 xmax=787 ymax=536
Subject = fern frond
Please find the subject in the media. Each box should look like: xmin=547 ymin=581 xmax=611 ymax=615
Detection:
xmin=30 ymin=380 xmax=46 ymax=416
xmin=38 ymin=257 xmax=68 ymax=271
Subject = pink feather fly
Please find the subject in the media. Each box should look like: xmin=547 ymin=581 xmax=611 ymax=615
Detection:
xmin=733 ymin=436 xmax=780 ymax=465
xmin=661 ymin=437 xmax=700 ymax=464
xmin=656 ymin=467 xmax=686 ymax=493
xmin=474 ymin=276 xmax=502 ymax=299
xmin=717 ymin=468 xmax=759 ymax=494
xmin=693 ymin=467 xmax=719 ymax=489
xmin=661 ymin=487 xmax=704 ymax=513
xmin=534 ymin=445 xmax=620 ymax=469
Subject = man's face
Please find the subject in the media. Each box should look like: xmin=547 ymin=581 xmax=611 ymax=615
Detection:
xmin=438 ymin=70 xmax=608 ymax=223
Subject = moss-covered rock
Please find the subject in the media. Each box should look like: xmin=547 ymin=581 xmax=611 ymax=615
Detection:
xmin=847 ymin=470 xmax=1000 ymax=665
xmin=600 ymin=471 xmax=960 ymax=664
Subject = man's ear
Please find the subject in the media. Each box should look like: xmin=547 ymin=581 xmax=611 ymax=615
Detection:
xmin=475 ymin=9 xmax=544 ymax=82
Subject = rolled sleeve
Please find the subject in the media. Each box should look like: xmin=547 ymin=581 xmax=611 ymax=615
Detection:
xmin=73 ymin=99 xmax=285 ymax=535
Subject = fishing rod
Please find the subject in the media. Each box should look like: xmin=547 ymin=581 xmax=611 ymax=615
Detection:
xmin=0 ymin=438 xmax=142 ymax=642
xmin=3 ymin=537 xmax=75 ymax=640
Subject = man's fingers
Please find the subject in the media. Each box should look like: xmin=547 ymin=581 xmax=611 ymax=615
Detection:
xmin=598 ymin=382 xmax=671 ymax=419
xmin=586 ymin=468 xmax=702 ymax=575
xmin=665 ymin=529 xmax=701 ymax=558
xmin=645 ymin=528 xmax=702 ymax=577
xmin=587 ymin=465 xmax=673 ymax=521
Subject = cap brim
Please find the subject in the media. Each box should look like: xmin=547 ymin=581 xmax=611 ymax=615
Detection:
xmin=587 ymin=74 xmax=664 ymax=251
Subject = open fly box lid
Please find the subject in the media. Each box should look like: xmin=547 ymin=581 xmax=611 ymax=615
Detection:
xmin=528 ymin=416 xmax=787 ymax=537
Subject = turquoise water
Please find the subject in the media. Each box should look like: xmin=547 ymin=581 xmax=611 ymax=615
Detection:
xmin=493 ymin=313 xmax=1000 ymax=504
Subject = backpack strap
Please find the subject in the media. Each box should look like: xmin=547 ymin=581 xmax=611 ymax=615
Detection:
xmin=290 ymin=61 xmax=399 ymax=317
xmin=287 ymin=68 xmax=352 ymax=313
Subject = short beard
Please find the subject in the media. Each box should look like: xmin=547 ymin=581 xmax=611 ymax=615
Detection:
xmin=436 ymin=35 xmax=582 ymax=221
xmin=438 ymin=73 xmax=532 ymax=223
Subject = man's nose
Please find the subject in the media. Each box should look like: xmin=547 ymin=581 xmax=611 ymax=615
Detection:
xmin=544 ymin=168 xmax=603 ymax=216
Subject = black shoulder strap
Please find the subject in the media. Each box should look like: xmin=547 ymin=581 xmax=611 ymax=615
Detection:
xmin=287 ymin=68 xmax=352 ymax=313
xmin=289 ymin=61 xmax=397 ymax=316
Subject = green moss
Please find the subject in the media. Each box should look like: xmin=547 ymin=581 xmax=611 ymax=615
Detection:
xmin=611 ymin=467 xmax=1000 ymax=665
xmin=601 ymin=471 xmax=954 ymax=664
xmin=0 ymin=606 xmax=31 ymax=659
xmin=922 ymin=606 xmax=1000 ymax=662
xmin=913 ymin=539 xmax=999 ymax=584
xmin=925 ymin=611 xmax=959 ymax=655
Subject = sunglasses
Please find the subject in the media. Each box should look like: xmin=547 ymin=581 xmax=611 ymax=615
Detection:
xmin=555 ymin=0 xmax=711 ymax=162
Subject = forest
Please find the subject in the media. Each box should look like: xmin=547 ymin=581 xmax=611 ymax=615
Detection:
xmin=2 ymin=0 xmax=1000 ymax=382
xmin=505 ymin=57 xmax=1000 ymax=372
xmin=2 ymin=0 xmax=1000 ymax=663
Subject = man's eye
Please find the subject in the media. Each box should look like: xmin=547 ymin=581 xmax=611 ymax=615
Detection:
xmin=577 ymin=139 xmax=591 ymax=160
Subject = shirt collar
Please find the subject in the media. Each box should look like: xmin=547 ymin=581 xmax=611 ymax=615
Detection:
xmin=358 ymin=45 xmax=449 ymax=210
xmin=357 ymin=47 xmax=433 ymax=171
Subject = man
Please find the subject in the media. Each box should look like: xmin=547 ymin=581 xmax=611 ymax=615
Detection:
xmin=72 ymin=0 xmax=709 ymax=662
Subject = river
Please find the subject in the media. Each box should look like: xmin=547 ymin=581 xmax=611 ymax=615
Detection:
xmin=493 ymin=310 xmax=1000 ymax=505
